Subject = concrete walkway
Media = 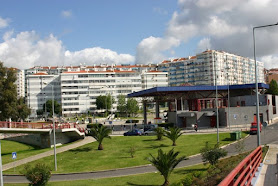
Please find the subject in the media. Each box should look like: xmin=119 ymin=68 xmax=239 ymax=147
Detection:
xmin=2 ymin=136 xmax=95 ymax=171
xmin=257 ymin=144 xmax=278 ymax=186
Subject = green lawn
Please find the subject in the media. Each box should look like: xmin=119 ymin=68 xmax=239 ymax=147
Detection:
xmin=6 ymin=164 xmax=209 ymax=186
xmin=4 ymin=132 xmax=244 ymax=174
xmin=1 ymin=140 xmax=49 ymax=164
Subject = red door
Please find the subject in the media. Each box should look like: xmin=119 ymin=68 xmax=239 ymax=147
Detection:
xmin=210 ymin=116 xmax=216 ymax=127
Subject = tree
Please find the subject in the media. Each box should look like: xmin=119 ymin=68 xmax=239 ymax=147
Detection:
xmin=16 ymin=97 xmax=31 ymax=121
xmin=45 ymin=99 xmax=61 ymax=116
xmin=266 ymin=79 xmax=278 ymax=95
xmin=117 ymin=94 xmax=126 ymax=116
xmin=164 ymin=127 xmax=183 ymax=146
xmin=200 ymin=142 xmax=227 ymax=166
xmin=96 ymin=94 xmax=114 ymax=112
xmin=22 ymin=163 xmax=51 ymax=186
xmin=148 ymin=148 xmax=186 ymax=186
xmin=0 ymin=62 xmax=18 ymax=121
xmin=154 ymin=127 xmax=165 ymax=140
xmin=126 ymin=98 xmax=139 ymax=117
xmin=89 ymin=125 xmax=112 ymax=150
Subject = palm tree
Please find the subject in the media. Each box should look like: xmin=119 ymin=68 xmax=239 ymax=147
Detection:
xmin=148 ymin=148 xmax=186 ymax=186
xmin=164 ymin=127 xmax=182 ymax=146
xmin=154 ymin=127 xmax=165 ymax=140
xmin=90 ymin=125 xmax=112 ymax=150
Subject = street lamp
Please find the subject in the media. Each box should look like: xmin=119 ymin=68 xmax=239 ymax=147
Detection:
xmin=253 ymin=22 xmax=278 ymax=147
xmin=213 ymin=51 xmax=219 ymax=143
xmin=0 ymin=112 xmax=3 ymax=186
xmin=44 ymin=82 xmax=57 ymax=171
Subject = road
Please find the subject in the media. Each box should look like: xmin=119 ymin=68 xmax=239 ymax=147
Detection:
xmin=3 ymin=122 xmax=278 ymax=184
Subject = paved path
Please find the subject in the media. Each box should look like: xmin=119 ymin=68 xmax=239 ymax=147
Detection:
xmin=2 ymin=136 xmax=95 ymax=171
xmin=257 ymin=144 xmax=278 ymax=186
xmin=3 ymin=123 xmax=278 ymax=184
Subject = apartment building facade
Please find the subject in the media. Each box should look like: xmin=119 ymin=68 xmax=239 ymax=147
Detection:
xmin=25 ymin=64 xmax=168 ymax=117
xmin=158 ymin=50 xmax=264 ymax=86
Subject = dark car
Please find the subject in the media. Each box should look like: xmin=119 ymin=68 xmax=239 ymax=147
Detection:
xmin=123 ymin=129 xmax=143 ymax=136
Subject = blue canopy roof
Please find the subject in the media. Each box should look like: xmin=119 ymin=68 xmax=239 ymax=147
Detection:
xmin=128 ymin=83 xmax=269 ymax=98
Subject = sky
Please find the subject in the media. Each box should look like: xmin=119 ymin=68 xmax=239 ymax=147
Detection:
xmin=0 ymin=0 xmax=278 ymax=70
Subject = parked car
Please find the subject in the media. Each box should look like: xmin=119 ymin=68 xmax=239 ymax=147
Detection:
xmin=250 ymin=122 xmax=262 ymax=134
xmin=144 ymin=128 xmax=157 ymax=136
xmin=123 ymin=129 xmax=143 ymax=136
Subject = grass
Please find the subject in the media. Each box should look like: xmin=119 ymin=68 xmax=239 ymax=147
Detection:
xmin=4 ymin=132 xmax=246 ymax=174
xmin=1 ymin=140 xmax=49 ymax=164
xmin=5 ymin=164 xmax=209 ymax=186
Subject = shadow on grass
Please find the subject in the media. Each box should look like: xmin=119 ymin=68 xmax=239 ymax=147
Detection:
xmin=222 ymin=138 xmax=234 ymax=141
xmin=69 ymin=147 xmax=92 ymax=153
xmin=127 ymin=182 xmax=160 ymax=186
xmin=145 ymin=144 xmax=169 ymax=149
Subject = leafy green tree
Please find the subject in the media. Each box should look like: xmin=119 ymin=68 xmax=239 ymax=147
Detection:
xmin=164 ymin=127 xmax=183 ymax=146
xmin=117 ymin=94 xmax=126 ymax=116
xmin=154 ymin=127 xmax=165 ymax=140
xmin=22 ymin=163 xmax=51 ymax=186
xmin=89 ymin=125 xmax=112 ymax=150
xmin=16 ymin=97 xmax=31 ymax=121
xmin=148 ymin=148 xmax=186 ymax=186
xmin=200 ymin=142 xmax=227 ymax=166
xmin=0 ymin=62 xmax=18 ymax=121
xmin=96 ymin=94 xmax=114 ymax=112
xmin=266 ymin=79 xmax=278 ymax=95
xmin=45 ymin=100 xmax=61 ymax=116
xmin=126 ymin=98 xmax=139 ymax=117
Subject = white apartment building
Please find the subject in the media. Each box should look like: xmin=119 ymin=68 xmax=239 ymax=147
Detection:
xmin=141 ymin=71 xmax=168 ymax=89
xmin=158 ymin=50 xmax=264 ymax=86
xmin=61 ymin=69 xmax=142 ymax=116
xmin=26 ymin=72 xmax=61 ymax=118
xmin=24 ymin=64 xmax=164 ymax=117
xmin=15 ymin=69 xmax=25 ymax=98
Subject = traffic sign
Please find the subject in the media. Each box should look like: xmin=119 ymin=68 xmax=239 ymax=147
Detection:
xmin=12 ymin=152 xmax=17 ymax=159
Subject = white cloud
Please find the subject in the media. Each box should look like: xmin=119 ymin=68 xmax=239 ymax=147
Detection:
xmin=137 ymin=0 xmax=278 ymax=67
xmin=153 ymin=7 xmax=168 ymax=15
xmin=0 ymin=31 xmax=135 ymax=69
xmin=136 ymin=36 xmax=180 ymax=64
xmin=197 ymin=38 xmax=211 ymax=52
xmin=261 ymin=55 xmax=278 ymax=69
xmin=65 ymin=47 xmax=135 ymax=65
xmin=61 ymin=10 xmax=72 ymax=18
xmin=0 ymin=16 xmax=9 ymax=29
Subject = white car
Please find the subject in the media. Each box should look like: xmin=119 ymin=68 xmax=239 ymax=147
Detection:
xmin=144 ymin=128 xmax=157 ymax=135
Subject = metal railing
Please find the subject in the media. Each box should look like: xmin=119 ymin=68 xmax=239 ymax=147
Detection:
xmin=219 ymin=146 xmax=262 ymax=186
xmin=0 ymin=121 xmax=85 ymax=133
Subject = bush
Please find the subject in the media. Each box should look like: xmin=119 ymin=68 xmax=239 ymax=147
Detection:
xmin=200 ymin=142 xmax=227 ymax=166
xmin=21 ymin=163 xmax=51 ymax=186
xmin=128 ymin=146 xmax=136 ymax=158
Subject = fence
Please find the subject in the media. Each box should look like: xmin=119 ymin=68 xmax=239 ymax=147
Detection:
xmin=219 ymin=146 xmax=262 ymax=186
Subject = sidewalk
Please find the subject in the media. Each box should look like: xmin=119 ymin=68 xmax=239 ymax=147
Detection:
xmin=3 ymin=136 xmax=95 ymax=171
xmin=257 ymin=144 xmax=278 ymax=186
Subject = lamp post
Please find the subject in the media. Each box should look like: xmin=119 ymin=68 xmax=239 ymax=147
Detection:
xmin=44 ymin=82 xmax=57 ymax=171
xmin=0 ymin=112 xmax=3 ymax=186
xmin=213 ymin=52 xmax=219 ymax=143
xmin=253 ymin=22 xmax=278 ymax=147
xmin=225 ymin=67 xmax=230 ymax=130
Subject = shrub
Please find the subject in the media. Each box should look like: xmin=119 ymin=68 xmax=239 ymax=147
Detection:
xmin=200 ymin=142 xmax=227 ymax=166
xmin=128 ymin=146 xmax=136 ymax=158
xmin=21 ymin=163 xmax=51 ymax=186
